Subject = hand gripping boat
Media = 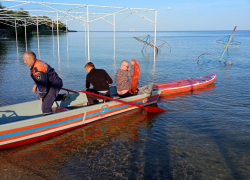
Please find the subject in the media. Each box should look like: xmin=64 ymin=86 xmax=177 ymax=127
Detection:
xmin=154 ymin=74 xmax=217 ymax=95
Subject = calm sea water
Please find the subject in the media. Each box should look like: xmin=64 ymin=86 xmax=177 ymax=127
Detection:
xmin=0 ymin=30 xmax=250 ymax=180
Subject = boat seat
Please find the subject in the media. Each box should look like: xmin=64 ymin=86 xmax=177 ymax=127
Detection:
xmin=111 ymin=94 xmax=120 ymax=99
xmin=53 ymin=92 xmax=88 ymax=108
xmin=109 ymin=86 xmax=120 ymax=99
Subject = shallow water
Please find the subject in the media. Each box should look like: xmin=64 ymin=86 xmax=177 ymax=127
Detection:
xmin=0 ymin=30 xmax=250 ymax=179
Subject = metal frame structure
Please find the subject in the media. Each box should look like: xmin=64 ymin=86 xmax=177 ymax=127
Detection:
xmin=0 ymin=0 xmax=158 ymax=61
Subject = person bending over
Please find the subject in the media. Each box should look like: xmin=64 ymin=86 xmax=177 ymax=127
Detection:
xmin=115 ymin=60 xmax=136 ymax=98
xmin=23 ymin=51 xmax=66 ymax=116
xmin=85 ymin=62 xmax=113 ymax=105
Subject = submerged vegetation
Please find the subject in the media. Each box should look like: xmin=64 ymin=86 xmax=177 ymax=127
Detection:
xmin=0 ymin=3 xmax=66 ymax=37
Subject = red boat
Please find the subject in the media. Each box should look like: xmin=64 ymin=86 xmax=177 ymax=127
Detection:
xmin=154 ymin=74 xmax=217 ymax=95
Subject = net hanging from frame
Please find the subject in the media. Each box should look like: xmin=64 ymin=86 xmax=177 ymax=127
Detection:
xmin=134 ymin=35 xmax=171 ymax=53
xmin=198 ymin=26 xmax=237 ymax=65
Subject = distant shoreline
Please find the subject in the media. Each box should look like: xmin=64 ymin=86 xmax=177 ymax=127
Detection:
xmin=75 ymin=30 xmax=250 ymax=32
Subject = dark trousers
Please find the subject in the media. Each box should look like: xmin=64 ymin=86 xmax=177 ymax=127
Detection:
xmin=118 ymin=90 xmax=134 ymax=98
xmin=86 ymin=89 xmax=110 ymax=105
xmin=42 ymin=86 xmax=63 ymax=115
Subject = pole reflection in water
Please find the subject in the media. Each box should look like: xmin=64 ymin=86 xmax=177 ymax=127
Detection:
xmin=15 ymin=20 xmax=18 ymax=55
xmin=152 ymin=59 xmax=156 ymax=76
xmin=0 ymin=108 xmax=159 ymax=179
xmin=113 ymin=57 xmax=116 ymax=75
xmin=66 ymin=33 xmax=69 ymax=68
xmin=58 ymin=55 xmax=61 ymax=72
xmin=16 ymin=43 xmax=20 ymax=62
xmin=52 ymin=21 xmax=55 ymax=58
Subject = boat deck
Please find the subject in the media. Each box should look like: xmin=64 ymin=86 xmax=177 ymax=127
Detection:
xmin=0 ymin=92 xmax=89 ymax=125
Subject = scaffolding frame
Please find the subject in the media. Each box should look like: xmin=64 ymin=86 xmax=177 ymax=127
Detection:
xmin=0 ymin=0 xmax=158 ymax=61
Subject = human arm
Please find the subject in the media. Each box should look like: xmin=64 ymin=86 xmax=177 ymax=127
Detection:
xmin=104 ymin=70 xmax=113 ymax=85
xmin=86 ymin=75 xmax=90 ymax=90
xmin=127 ymin=65 xmax=134 ymax=76
xmin=32 ymin=84 xmax=38 ymax=94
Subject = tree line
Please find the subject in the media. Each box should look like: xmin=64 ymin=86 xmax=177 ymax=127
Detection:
xmin=0 ymin=3 xmax=67 ymax=37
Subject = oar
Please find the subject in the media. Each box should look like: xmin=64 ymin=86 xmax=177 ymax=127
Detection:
xmin=220 ymin=26 xmax=237 ymax=64
xmin=78 ymin=89 xmax=165 ymax=113
xmin=62 ymin=87 xmax=78 ymax=93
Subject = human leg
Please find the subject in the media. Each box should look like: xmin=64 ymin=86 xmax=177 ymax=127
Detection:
xmin=86 ymin=94 xmax=94 ymax=105
xmin=55 ymin=93 xmax=67 ymax=102
xmin=42 ymin=87 xmax=60 ymax=115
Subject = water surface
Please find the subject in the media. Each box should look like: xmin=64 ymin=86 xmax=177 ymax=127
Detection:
xmin=0 ymin=30 xmax=250 ymax=180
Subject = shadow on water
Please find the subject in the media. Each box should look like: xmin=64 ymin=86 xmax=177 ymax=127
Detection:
xmin=0 ymin=40 xmax=7 ymax=57
xmin=125 ymin=106 xmax=173 ymax=179
xmin=142 ymin=120 xmax=173 ymax=180
xmin=16 ymin=36 xmax=33 ymax=51
xmin=161 ymin=84 xmax=247 ymax=179
xmin=183 ymin=106 xmax=246 ymax=179
xmin=0 ymin=108 xmax=164 ymax=179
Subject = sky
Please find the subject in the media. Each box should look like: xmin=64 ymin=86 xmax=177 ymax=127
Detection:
xmin=1 ymin=0 xmax=250 ymax=31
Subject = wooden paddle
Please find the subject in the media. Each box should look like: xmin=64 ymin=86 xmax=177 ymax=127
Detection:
xmin=77 ymin=89 xmax=165 ymax=113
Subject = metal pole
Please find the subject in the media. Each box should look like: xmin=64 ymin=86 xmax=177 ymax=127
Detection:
xmin=24 ymin=18 xmax=27 ymax=51
xmin=87 ymin=5 xmax=90 ymax=61
xmin=15 ymin=20 xmax=18 ymax=52
xmin=113 ymin=14 xmax=115 ymax=59
xmin=84 ymin=18 xmax=87 ymax=61
xmin=66 ymin=20 xmax=69 ymax=67
xmin=37 ymin=16 xmax=40 ymax=59
xmin=57 ymin=12 xmax=60 ymax=57
xmin=153 ymin=9 xmax=157 ymax=61
xmin=52 ymin=20 xmax=54 ymax=36
xmin=66 ymin=19 xmax=68 ymax=32
xmin=66 ymin=20 xmax=69 ymax=53
xmin=52 ymin=19 xmax=55 ymax=56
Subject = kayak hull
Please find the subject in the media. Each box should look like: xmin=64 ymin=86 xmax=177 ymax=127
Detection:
xmin=154 ymin=74 xmax=217 ymax=95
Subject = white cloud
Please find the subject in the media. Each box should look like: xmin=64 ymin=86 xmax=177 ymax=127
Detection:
xmin=167 ymin=7 xmax=172 ymax=10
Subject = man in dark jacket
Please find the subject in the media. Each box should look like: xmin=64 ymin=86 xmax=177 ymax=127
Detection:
xmin=85 ymin=62 xmax=113 ymax=105
xmin=23 ymin=51 xmax=66 ymax=115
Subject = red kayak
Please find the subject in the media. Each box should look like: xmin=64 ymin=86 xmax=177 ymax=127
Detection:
xmin=154 ymin=74 xmax=217 ymax=95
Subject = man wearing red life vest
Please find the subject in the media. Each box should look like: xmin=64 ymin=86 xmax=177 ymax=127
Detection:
xmin=23 ymin=51 xmax=66 ymax=115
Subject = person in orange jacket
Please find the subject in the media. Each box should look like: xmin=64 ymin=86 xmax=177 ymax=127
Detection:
xmin=23 ymin=51 xmax=66 ymax=115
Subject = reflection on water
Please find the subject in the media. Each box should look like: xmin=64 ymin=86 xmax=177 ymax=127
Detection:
xmin=0 ymin=109 xmax=162 ymax=179
xmin=159 ymin=84 xmax=216 ymax=102
xmin=0 ymin=31 xmax=250 ymax=179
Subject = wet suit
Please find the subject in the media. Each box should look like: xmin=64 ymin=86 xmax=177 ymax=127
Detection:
xmin=30 ymin=59 xmax=63 ymax=115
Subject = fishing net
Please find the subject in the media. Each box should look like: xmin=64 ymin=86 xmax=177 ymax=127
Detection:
xmin=198 ymin=27 xmax=237 ymax=66
xmin=216 ymin=35 xmax=241 ymax=47
xmin=197 ymin=53 xmax=232 ymax=65
xmin=134 ymin=35 xmax=171 ymax=53
xmin=131 ymin=59 xmax=140 ymax=92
